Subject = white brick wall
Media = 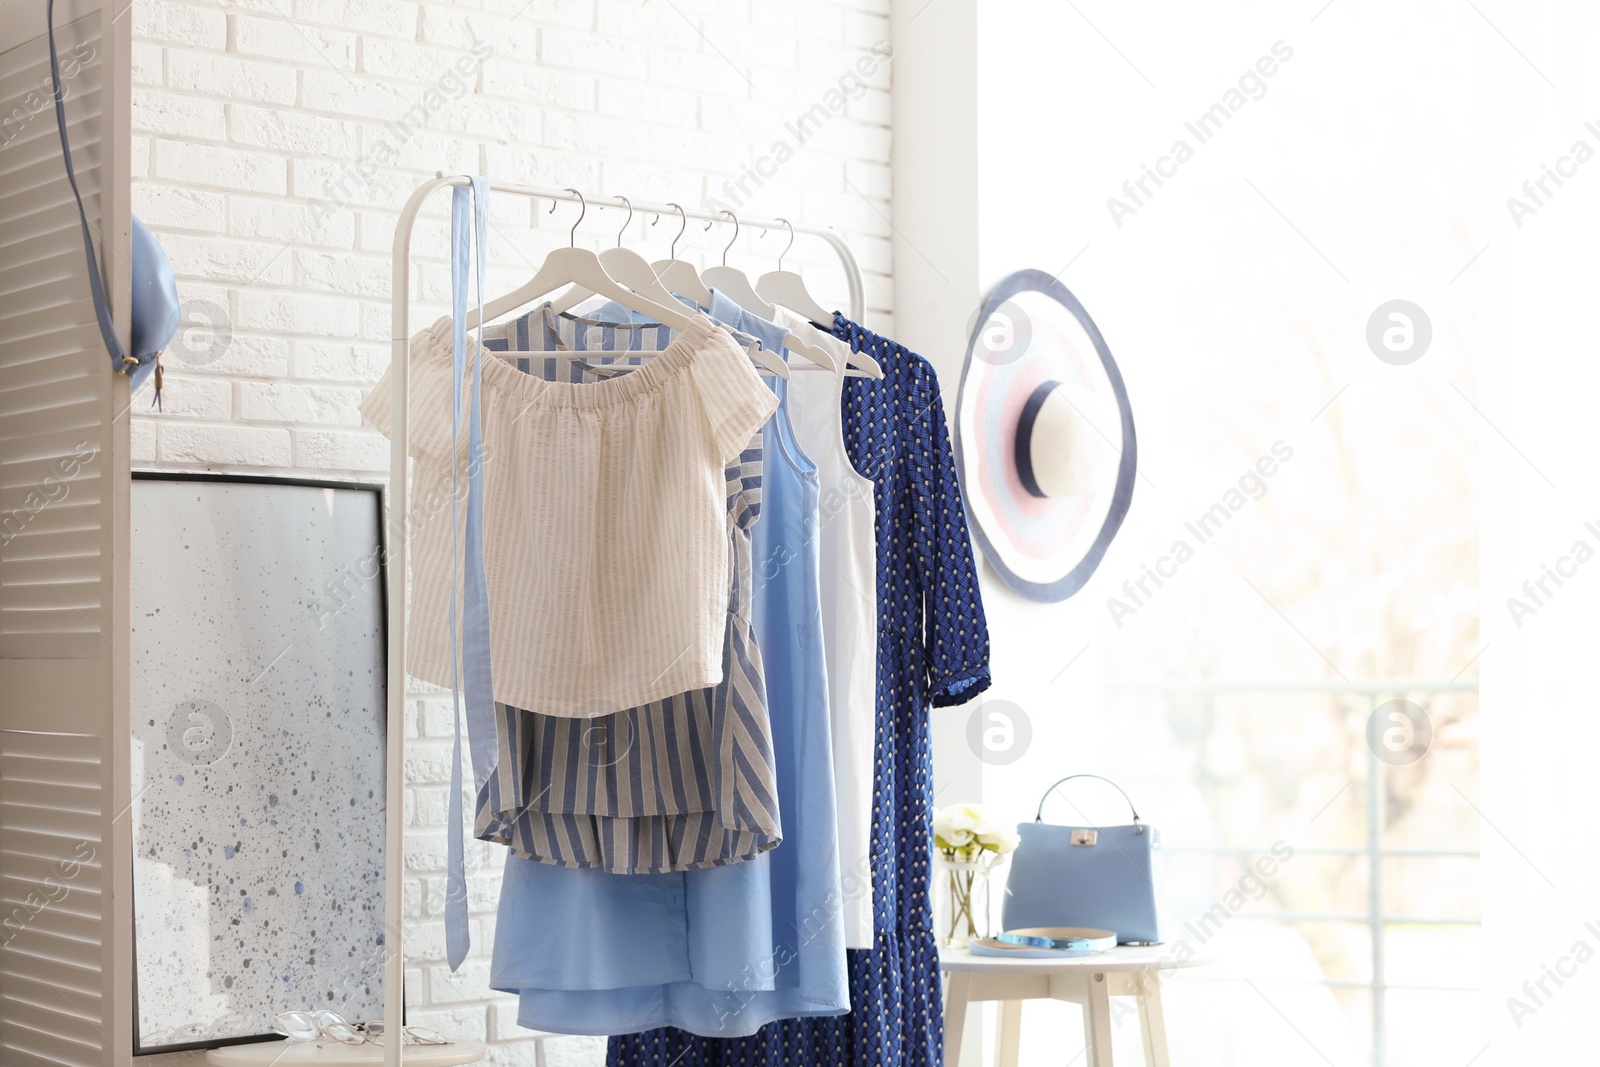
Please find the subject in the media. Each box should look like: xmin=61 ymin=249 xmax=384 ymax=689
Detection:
xmin=129 ymin=2 xmax=893 ymax=1063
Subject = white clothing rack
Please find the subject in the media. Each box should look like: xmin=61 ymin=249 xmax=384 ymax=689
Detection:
xmin=380 ymin=173 xmax=866 ymax=1067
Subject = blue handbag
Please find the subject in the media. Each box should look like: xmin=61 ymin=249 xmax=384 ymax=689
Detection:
xmin=1000 ymin=774 xmax=1163 ymax=944
xmin=49 ymin=0 xmax=179 ymax=402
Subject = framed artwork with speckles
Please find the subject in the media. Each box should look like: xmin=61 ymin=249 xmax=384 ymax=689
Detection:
xmin=129 ymin=473 xmax=388 ymax=1055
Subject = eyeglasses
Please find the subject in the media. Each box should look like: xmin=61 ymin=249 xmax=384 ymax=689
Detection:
xmin=270 ymin=1011 xmax=448 ymax=1047
xmin=362 ymin=1020 xmax=448 ymax=1046
xmin=272 ymin=1010 xmax=365 ymax=1045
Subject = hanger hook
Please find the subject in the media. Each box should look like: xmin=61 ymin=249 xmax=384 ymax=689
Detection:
xmin=776 ymin=218 xmax=795 ymax=272
xmin=549 ymin=188 xmax=585 ymax=247
xmin=667 ymin=202 xmax=688 ymax=260
xmin=611 ymin=195 xmax=632 ymax=248
xmin=718 ymin=210 xmax=738 ymax=267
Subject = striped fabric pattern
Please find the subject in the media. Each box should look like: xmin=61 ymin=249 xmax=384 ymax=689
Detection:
xmin=474 ymin=308 xmax=781 ymax=873
xmin=357 ymin=309 xmax=778 ymax=719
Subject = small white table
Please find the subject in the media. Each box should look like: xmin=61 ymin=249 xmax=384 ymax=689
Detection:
xmin=204 ymin=1039 xmax=488 ymax=1066
xmin=940 ymin=944 xmax=1210 ymax=1067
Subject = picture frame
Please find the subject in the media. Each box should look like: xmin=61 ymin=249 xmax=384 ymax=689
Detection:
xmin=128 ymin=473 xmax=388 ymax=1055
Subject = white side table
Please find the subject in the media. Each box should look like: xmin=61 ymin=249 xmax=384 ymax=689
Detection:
xmin=940 ymin=944 xmax=1211 ymax=1067
xmin=204 ymin=1039 xmax=488 ymax=1065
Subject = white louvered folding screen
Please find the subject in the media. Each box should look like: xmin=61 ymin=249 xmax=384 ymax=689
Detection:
xmin=0 ymin=1 xmax=130 ymax=1065
xmin=0 ymin=730 xmax=105 ymax=1067
xmin=0 ymin=9 xmax=107 ymax=662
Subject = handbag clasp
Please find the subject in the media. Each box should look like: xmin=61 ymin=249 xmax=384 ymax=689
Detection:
xmin=1070 ymin=829 xmax=1098 ymax=846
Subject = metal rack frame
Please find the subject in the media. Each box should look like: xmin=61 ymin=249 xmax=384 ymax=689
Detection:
xmin=380 ymin=173 xmax=866 ymax=1066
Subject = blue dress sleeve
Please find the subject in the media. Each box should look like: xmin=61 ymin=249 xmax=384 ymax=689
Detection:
xmin=904 ymin=354 xmax=992 ymax=707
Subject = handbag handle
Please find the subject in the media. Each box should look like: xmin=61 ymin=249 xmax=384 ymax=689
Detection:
xmin=1034 ymin=774 xmax=1143 ymax=834
xmin=49 ymin=0 xmax=129 ymax=375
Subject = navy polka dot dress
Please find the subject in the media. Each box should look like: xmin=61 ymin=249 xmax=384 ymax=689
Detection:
xmin=608 ymin=318 xmax=993 ymax=1067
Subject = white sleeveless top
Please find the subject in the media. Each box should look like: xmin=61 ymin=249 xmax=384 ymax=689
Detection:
xmin=361 ymin=312 xmax=777 ymax=718
xmin=771 ymin=306 xmax=880 ymax=949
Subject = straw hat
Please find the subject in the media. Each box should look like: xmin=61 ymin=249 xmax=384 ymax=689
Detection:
xmin=953 ymin=270 xmax=1137 ymax=602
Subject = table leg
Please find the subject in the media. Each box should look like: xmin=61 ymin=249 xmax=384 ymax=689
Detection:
xmin=1136 ymin=974 xmax=1170 ymax=1067
xmin=944 ymin=971 xmax=974 ymax=1067
xmin=995 ymin=1000 xmax=1022 ymax=1067
xmin=1084 ymin=974 xmax=1115 ymax=1067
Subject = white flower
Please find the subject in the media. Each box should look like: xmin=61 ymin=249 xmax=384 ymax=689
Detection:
xmin=947 ymin=802 xmax=984 ymax=834
xmin=990 ymin=830 xmax=1022 ymax=854
xmin=934 ymin=802 xmax=1021 ymax=858
xmin=977 ymin=822 xmax=1020 ymax=852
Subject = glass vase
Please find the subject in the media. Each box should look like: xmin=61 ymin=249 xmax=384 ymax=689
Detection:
xmin=935 ymin=853 xmax=1004 ymax=947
